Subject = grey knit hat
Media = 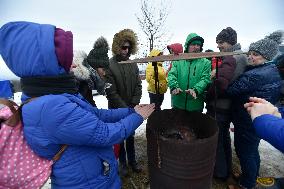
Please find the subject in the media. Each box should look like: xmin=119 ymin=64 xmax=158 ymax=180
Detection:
xmin=87 ymin=36 xmax=110 ymax=69
xmin=216 ymin=27 xmax=237 ymax=45
xmin=249 ymin=31 xmax=284 ymax=61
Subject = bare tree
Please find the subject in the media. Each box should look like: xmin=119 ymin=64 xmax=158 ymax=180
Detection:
xmin=136 ymin=0 xmax=172 ymax=57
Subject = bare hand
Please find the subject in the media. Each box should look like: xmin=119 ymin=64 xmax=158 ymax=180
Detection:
xmin=210 ymin=69 xmax=216 ymax=79
xmin=185 ymin=89 xmax=197 ymax=99
xmin=134 ymin=103 xmax=155 ymax=120
xmin=244 ymin=97 xmax=281 ymax=120
xmin=171 ymin=88 xmax=182 ymax=95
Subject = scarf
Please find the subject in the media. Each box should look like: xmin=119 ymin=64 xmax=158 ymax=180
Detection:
xmin=21 ymin=74 xmax=78 ymax=97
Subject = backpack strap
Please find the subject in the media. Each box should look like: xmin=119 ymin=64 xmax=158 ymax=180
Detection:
xmin=52 ymin=144 xmax=68 ymax=161
xmin=0 ymin=98 xmax=67 ymax=161
xmin=0 ymin=98 xmax=20 ymax=126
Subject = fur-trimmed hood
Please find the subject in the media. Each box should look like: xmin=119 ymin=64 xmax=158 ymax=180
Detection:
xmin=71 ymin=50 xmax=90 ymax=81
xmin=112 ymin=29 xmax=138 ymax=56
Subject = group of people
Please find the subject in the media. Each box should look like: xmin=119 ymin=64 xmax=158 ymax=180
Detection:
xmin=144 ymin=27 xmax=284 ymax=189
xmin=0 ymin=20 xmax=283 ymax=189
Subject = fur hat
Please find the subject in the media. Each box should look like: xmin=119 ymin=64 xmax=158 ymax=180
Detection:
xmin=216 ymin=27 xmax=237 ymax=45
xmin=71 ymin=50 xmax=90 ymax=81
xmin=112 ymin=29 xmax=138 ymax=55
xmin=249 ymin=31 xmax=284 ymax=61
xmin=87 ymin=36 xmax=109 ymax=69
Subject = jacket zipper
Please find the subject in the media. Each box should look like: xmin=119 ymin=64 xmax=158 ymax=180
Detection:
xmin=185 ymin=62 xmax=191 ymax=110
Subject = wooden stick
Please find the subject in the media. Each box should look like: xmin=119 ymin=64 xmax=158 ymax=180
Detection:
xmin=119 ymin=51 xmax=247 ymax=64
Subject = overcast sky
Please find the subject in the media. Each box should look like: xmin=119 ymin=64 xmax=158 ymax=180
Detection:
xmin=1 ymin=0 xmax=284 ymax=79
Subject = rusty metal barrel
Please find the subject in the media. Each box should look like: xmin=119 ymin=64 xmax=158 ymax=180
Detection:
xmin=146 ymin=109 xmax=218 ymax=189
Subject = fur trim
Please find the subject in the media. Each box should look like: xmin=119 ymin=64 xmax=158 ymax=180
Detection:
xmin=112 ymin=29 xmax=138 ymax=55
xmin=71 ymin=50 xmax=90 ymax=80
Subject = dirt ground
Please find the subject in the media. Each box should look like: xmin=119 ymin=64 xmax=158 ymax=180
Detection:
xmin=120 ymin=134 xmax=284 ymax=189
xmin=42 ymin=132 xmax=284 ymax=189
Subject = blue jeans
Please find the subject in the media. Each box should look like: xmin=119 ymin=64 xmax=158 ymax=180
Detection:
xmin=234 ymin=125 xmax=260 ymax=188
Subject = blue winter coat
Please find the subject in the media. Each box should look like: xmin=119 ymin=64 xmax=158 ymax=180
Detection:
xmin=0 ymin=80 xmax=13 ymax=99
xmin=0 ymin=21 xmax=144 ymax=189
xmin=227 ymin=62 xmax=282 ymax=128
xmin=252 ymin=107 xmax=284 ymax=153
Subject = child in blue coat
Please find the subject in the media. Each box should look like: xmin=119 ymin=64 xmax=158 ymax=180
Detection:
xmin=0 ymin=21 xmax=155 ymax=189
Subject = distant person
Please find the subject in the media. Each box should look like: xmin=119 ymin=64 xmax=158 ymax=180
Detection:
xmin=145 ymin=49 xmax=168 ymax=111
xmin=206 ymin=27 xmax=248 ymax=182
xmin=166 ymin=43 xmax=183 ymax=75
xmin=87 ymin=36 xmax=110 ymax=81
xmin=167 ymin=33 xmax=211 ymax=112
xmin=227 ymin=30 xmax=283 ymax=189
xmin=204 ymin=49 xmax=214 ymax=62
xmin=0 ymin=21 xmax=155 ymax=189
xmin=72 ymin=37 xmax=111 ymax=107
xmin=105 ymin=29 xmax=143 ymax=176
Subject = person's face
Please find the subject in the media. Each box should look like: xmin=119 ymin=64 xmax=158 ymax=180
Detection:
xmin=119 ymin=41 xmax=131 ymax=58
xmin=248 ymin=51 xmax=267 ymax=66
xmin=216 ymin=41 xmax=232 ymax=52
xmin=188 ymin=44 xmax=201 ymax=53
xmin=96 ymin=67 xmax=106 ymax=79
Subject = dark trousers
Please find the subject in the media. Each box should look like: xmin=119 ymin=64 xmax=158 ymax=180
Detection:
xmin=207 ymin=111 xmax=232 ymax=179
xmin=149 ymin=93 xmax=164 ymax=111
xmin=234 ymin=125 xmax=260 ymax=188
xmin=119 ymin=134 xmax=136 ymax=166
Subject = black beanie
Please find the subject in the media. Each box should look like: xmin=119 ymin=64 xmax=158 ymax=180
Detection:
xmin=87 ymin=36 xmax=109 ymax=69
xmin=216 ymin=27 xmax=237 ymax=45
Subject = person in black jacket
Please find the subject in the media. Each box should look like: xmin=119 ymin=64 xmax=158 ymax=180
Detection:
xmin=105 ymin=29 xmax=142 ymax=177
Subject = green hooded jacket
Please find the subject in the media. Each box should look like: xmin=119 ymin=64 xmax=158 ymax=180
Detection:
xmin=167 ymin=33 xmax=211 ymax=111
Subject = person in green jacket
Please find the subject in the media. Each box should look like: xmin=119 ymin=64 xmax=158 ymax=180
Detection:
xmin=167 ymin=33 xmax=211 ymax=112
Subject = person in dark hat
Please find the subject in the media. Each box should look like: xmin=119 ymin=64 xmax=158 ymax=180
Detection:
xmin=70 ymin=37 xmax=111 ymax=106
xmin=87 ymin=36 xmax=110 ymax=79
xmin=227 ymin=30 xmax=283 ymax=189
xmin=104 ymin=29 xmax=143 ymax=177
xmin=167 ymin=33 xmax=211 ymax=112
xmin=206 ymin=27 xmax=248 ymax=183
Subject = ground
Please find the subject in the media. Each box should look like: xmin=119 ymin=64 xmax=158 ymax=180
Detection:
xmin=42 ymin=126 xmax=284 ymax=189
xmin=118 ymin=126 xmax=284 ymax=189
